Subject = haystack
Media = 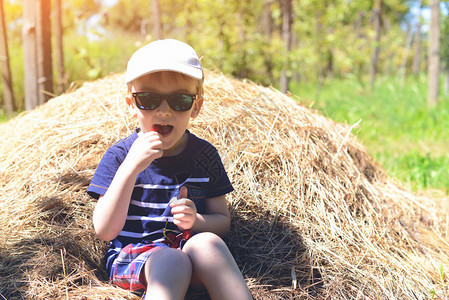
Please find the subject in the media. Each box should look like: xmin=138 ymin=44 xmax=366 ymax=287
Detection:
xmin=0 ymin=71 xmax=448 ymax=299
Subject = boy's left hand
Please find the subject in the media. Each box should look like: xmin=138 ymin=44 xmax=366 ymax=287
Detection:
xmin=170 ymin=186 xmax=197 ymax=231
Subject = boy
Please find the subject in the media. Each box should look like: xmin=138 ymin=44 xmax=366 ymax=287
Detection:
xmin=87 ymin=39 xmax=252 ymax=300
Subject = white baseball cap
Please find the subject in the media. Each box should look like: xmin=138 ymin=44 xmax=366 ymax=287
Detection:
xmin=125 ymin=39 xmax=203 ymax=84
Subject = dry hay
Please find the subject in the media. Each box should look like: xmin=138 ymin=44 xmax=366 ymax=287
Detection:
xmin=0 ymin=71 xmax=448 ymax=299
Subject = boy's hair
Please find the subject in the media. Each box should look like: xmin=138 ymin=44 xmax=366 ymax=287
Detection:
xmin=125 ymin=39 xmax=203 ymax=96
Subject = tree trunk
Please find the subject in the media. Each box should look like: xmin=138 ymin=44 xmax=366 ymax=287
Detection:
xmin=152 ymin=0 xmax=162 ymax=40
xmin=428 ymin=0 xmax=440 ymax=106
xmin=326 ymin=27 xmax=334 ymax=79
xmin=263 ymin=0 xmax=272 ymax=39
xmin=184 ymin=2 xmax=193 ymax=44
xmin=280 ymin=0 xmax=292 ymax=94
xmin=23 ymin=0 xmax=39 ymax=110
xmin=291 ymin=29 xmax=299 ymax=83
xmin=262 ymin=0 xmax=274 ymax=83
xmin=413 ymin=1 xmax=422 ymax=75
xmin=399 ymin=24 xmax=413 ymax=81
xmin=36 ymin=0 xmax=53 ymax=103
xmin=55 ymin=0 xmax=65 ymax=93
xmin=237 ymin=11 xmax=248 ymax=78
xmin=355 ymin=11 xmax=365 ymax=85
xmin=0 ymin=0 xmax=15 ymax=116
xmin=370 ymin=0 xmax=382 ymax=90
xmin=23 ymin=0 xmax=53 ymax=110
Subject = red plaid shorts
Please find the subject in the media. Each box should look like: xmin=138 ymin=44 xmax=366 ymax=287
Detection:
xmin=110 ymin=242 xmax=165 ymax=294
xmin=110 ymin=232 xmax=192 ymax=294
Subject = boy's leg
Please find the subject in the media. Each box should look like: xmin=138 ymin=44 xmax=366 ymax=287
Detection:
xmin=141 ymin=247 xmax=192 ymax=300
xmin=182 ymin=232 xmax=252 ymax=300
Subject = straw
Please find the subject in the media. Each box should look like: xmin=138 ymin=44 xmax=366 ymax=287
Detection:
xmin=0 ymin=71 xmax=447 ymax=299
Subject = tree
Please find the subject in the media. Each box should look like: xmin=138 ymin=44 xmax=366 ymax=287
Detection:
xmin=441 ymin=2 xmax=449 ymax=95
xmin=370 ymin=0 xmax=382 ymax=90
xmin=37 ymin=0 xmax=53 ymax=103
xmin=413 ymin=0 xmax=422 ymax=75
xmin=262 ymin=0 xmax=274 ymax=80
xmin=22 ymin=0 xmax=39 ymax=110
xmin=152 ymin=0 xmax=162 ymax=39
xmin=102 ymin=0 xmax=149 ymax=33
xmin=428 ymin=0 xmax=440 ymax=106
xmin=280 ymin=0 xmax=292 ymax=94
xmin=22 ymin=0 xmax=53 ymax=110
xmin=0 ymin=0 xmax=15 ymax=116
xmin=55 ymin=0 xmax=65 ymax=93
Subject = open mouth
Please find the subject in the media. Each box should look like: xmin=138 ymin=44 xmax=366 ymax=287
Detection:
xmin=152 ymin=124 xmax=174 ymax=136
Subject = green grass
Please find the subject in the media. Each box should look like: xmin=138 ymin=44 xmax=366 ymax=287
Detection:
xmin=290 ymin=74 xmax=449 ymax=194
xmin=0 ymin=110 xmax=7 ymax=123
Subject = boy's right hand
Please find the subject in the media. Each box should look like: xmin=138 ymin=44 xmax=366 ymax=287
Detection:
xmin=123 ymin=131 xmax=163 ymax=174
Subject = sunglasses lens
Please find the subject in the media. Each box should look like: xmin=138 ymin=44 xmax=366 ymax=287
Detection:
xmin=168 ymin=94 xmax=195 ymax=111
xmin=134 ymin=92 xmax=161 ymax=110
xmin=133 ymin=92 xmax=195 ymax=111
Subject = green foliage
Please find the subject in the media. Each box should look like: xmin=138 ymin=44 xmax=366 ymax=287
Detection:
xmin=3 ymin=43 xmax=24 ymax=110
xmin=102 ymin=0 xmax=150 ymax=32
xmin=290 ymin=74 xmax=449 ymax=193
xmin=61 ymin=0 xmax=102 ymax=30
xmin=1 ymin=0 xmax=445 ymax=196
xmin=1 ymin=0 xmax=428 ymax=95
xmin=97 ymin=0 xmax=416 ymax=85
xmin=0 ymin=109 xmax=7 ymax=123
xmin=0 ymin=29 xmax=141 ymax=110
xmin=64 ymin=30 xmax=140 ymax=82
xmin=3 ymin=0 xmax=22 ymax=39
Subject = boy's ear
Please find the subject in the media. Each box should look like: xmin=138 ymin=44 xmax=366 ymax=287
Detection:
xmin=126 ymin=93 xmax=138 ymax=118
xmin=190 ymin=97 xmax=203 ymax=119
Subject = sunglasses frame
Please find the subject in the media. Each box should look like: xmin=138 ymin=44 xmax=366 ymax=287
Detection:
xmin=132 ymin=91 xmax=197 ymax=112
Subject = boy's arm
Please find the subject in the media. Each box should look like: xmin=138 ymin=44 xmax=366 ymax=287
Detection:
xmin=92 ymin=163 xmax=139 ymax=241
xmin=93 ymin=132 xmax=163 ymax=241
xmin=171 ymin=188 xmax=230 ymax=237
xmin=194 ymin=194 xmax=231 ymax=237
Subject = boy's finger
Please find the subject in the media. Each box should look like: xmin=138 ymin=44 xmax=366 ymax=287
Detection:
xmin=179 ymin=186 xmax=188 ymax=199
xmin=172 ymin=202 xmax=195 ymax=212
xmin=170 ymin=205 xmax=184 ymax=214
xmin=170 ymin=197 xmax=184 ymax=207
xmin=170 ymin=186 xmax=188 ymax=207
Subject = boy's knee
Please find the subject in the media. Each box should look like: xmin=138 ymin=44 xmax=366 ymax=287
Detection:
xmin=142 ymin=248 xmax=192 ymax=295
xmin=185 ymin=232 xmax=228 ymax=253
xmin=149 ymin=247 xmax=192 ymax=273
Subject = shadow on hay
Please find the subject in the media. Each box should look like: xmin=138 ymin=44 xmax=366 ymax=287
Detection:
xmin=0 ymin=171 xmax=109 ymax=299
xmin=0 ymin=253 xmax=27 ymax=299
xmin=227 ymin=206 xmax=323 ymax=297
xmin=0 ymin=234 xmax=105 ymax=299
xmin=187 ymin=205 xmax=323 ymax=300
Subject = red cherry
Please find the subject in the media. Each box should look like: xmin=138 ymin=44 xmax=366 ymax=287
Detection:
xmin=165 ymin=233 xmax=176 ymax=244
xmin=182 ymin=230 xmax=192 ymax=240
xmin=170 ymin=234 xmax=183 ymax=248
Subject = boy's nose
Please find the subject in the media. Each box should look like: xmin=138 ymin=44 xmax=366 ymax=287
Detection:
xmin=156 ymin=99 xmax=172 ymax=115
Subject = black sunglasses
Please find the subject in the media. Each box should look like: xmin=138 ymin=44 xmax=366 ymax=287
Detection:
xmin=132 ymin=92 xmax=196 ymax=112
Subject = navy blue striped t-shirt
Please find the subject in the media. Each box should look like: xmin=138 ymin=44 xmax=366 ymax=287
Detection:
xmin=87 ymin=129 xmax=233 ymax=272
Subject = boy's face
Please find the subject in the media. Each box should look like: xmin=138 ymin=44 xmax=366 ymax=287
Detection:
xmin=126 ymin=72 xmax=203 ymax=156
